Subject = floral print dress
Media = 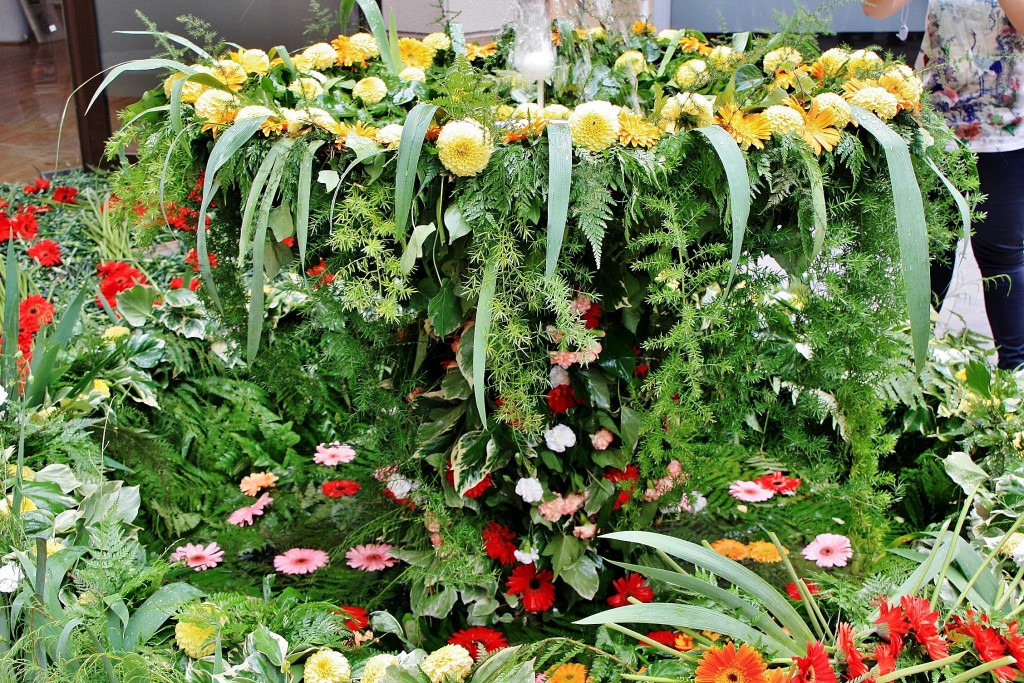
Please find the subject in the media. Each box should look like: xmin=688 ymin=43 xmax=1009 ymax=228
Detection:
xmin=921 ymin=0 xmax=1024 ymax=150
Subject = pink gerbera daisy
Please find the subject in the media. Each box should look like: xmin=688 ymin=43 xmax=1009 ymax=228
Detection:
xmin=801 ymin=533 xmax=853 ymax=568
xmin=345 ymin=543 xmax=398 ymax=571
xmin=227 ymin=492 xmax=273 ymax=526
xmin=274 ymin=548 xmax=330 ymax=575
xmin=728 ymin=480 xmax=775 ymax=502
xmin=314 ymin=442 xmax=357 ymax=466
xmin=170 ymin=542 xmax=224 ymax=571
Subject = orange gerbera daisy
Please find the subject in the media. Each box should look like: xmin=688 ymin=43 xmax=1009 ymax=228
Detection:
xmin=696 ymin=643 xmax=768 ymax=683
xmin=679 ymin=36 xmax=713 ymax=55
xmin=747 ymin=540 xmax=783 ymax=563
xmin=239 ymin=471 xmax=279 ymax=496
xmin=711 ymin=538 xmax=750 ymax=561
xmin=801 ymin=101 xmax=841 ymax=155
xmin=631 ymin=20 xmax=656 ymax=35
xmin=548 ymin=663 xmax=588 ymax=683
xmin=466 ymin=42 xmax=497 ymax=62
xmin=766 ymin=668 xmax=793 ymax=683
xmin=717 ymin=103 xmax=771 ymax=151
xmin=674 ymin=633 xmax=696 ymax=651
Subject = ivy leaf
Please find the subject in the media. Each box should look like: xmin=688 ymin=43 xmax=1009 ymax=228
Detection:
xmin=117 ymin=285 xmax=160 ymax=327
xmin=560 ymin=555 xmax=600 ymax=599
xmin=428 ymin=279 xmax=461 ymax=337
xmin=444 ymin=205 xmax=473 ymax=243
xmin=543 ymin=535 xmax=584 ymax=579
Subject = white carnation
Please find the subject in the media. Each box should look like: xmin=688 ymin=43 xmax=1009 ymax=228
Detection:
xmin=0 ymin=562 xmax=22 ymax=593
xmin=514 ymin=547 xmax=539 ymax=564
xmin=549 ymin=366 xmax=570 ymax=388
xmin=387 ymin=474 xmax=419 ymax=499
xmin=515 ymin=477 xmax=544 ymax=503
xmin=544 ymin=424 xmax=577 ymax=452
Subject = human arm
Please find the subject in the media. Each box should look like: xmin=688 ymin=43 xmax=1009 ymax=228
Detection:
xmin=861 ymin=0 xmax=912 ymax=19
xmin=998 ymin=0 xmax=1024 ymax=33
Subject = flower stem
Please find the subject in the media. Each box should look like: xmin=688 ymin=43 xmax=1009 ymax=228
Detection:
xmin=946 ymin=656 xmax=1016 ymax=683
xmin=931 ymin=489 xmax=977 ymax=611
xmin=606 ymin=623 xmax=694 ymax=661
xmin=875 ymin=651 xmax=966 ymax=683
xmin=621 ymin=676 xmax=686 ymax=683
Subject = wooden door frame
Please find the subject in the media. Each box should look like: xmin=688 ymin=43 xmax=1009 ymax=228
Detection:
xmin=62 ymin=0 xmax=111 ymax=169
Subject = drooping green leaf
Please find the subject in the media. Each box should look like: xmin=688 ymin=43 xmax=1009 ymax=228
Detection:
xmin=26 ymin=286 xmax=90 ymax=407
xmin=247 ymin=145 xmax=291 ymax=363
xmin=851 ymin=105 xmax=931 ymax=371
xmin=545 ymin=122 xmax=573 ymax=282
xmin=1 ymin=234 xmax=20 ymax=389
xmin=400 ymin=223 xmax=438 ymax=274
xmin=122 ymin=583 xmax=204 ymax=651
xmin=695 ymin=125 xmax=750 ymax=292
xmin=731 ymin=31 xmax=750 ymax=52
xmin=472 ymin=263 xmax=498 ymax=423
xmin=86 ymin=59 xmax=192 ymax=113
xmin=296 ymin=139 xmax=326 ymax=271
xmin=239 ymin=138 xmax=294 ymax=267
xmin=559 ymin=555 xmax=601 ymax=600
xmin=801 ymin=151 xmax=827 ymax=264
xmin=924 ymin=156 xmax=972 ymax=276
xmin=115 ymin=30 xmax=213 ymax=60
xmin=394 ymin=103 xmax=439 ymax=242
xmin=444 ymin=204 xmax=472 ymax=243
xmin=355 ymin=0 xmax=400 ymax=74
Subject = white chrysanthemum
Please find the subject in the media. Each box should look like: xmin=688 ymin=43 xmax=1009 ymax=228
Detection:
xmin=763 ymin=47 xmax=802 ymax=73
xmin=815 ymin=47 xmax=849 ymax=77
xmin=231 ymin=48 xmax=270 ymax=76
xmin=194 ymin=89 xmax=239 ymax=123
xmin=614 ymin=50 xmax=647 ymax=74
xmin=847 ymin=49 xmax=882 ymax=75
xmin=567 ymin=100 xmax=621 ymax=151
xmin=376 ymin=123 xmax=404 ymax=149
xmin=304 ymin=649 xmax=351 ymax=683
xmin=420 ymin=645 xmax=474 ymax=683
xmin=543 ymin=104 xmax=571 ymax=120
xmin=673 ymin=59 xmax=709 ymax=89
xmin=763 ymin=105 xmax=804 ymax=134
xmin=544 ymin=424 xmax=577 ymax=453
xmin=289 ymin=77 xmax=324 ymax=99
xmin=812 ymin=93 xmax=852 ymax=127
xmin=515 ymin=477 xmax=544 ymax=503
xmin=849 ymin=86 xmax=899 ymax=120
xmin=399 ymin=66 xmax=426 ymax=82
xmin=549 ymin=365 xmax=570 ymax=387
xmin=303 ymin=43 xmax=339 ymax=70
xmin=350 ymin=33 xmax=380 ymax=58
xmin=353 ymin=76 xmax=388 ymax=105
xmin=361 ymin=654 xmax=400 ymax=683
xmin=423 ymin=32 xmax=452 ymax=51
xmin=234 ymin=105 xmax=275 ymax=122
xmin=436 ymin=118 xmax=494 ymax=176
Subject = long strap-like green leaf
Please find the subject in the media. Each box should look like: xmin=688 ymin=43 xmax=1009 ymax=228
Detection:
xmin=86 ymin=58 xmax=192 ymax=113
xmin=851 ymin=106 xmax=931 ymax=372
xmin=394 ymin=103 xmax=439 ymax=242
xmin=601 ymin=531 xmax=817 ymax=644
xmin=473 ymin=263 xmax=498 ymax=424
xmin=695 ymin=125 xmax=750 ymax=292
xmin=240 ymin=138 xmax=295 ymax=267
xmin=1 ymin=235 xmax=20 ymax=389
xmin=195 ymin=115 xmax=269 ymax=312
xmin=296 ymin=139 xmax=327 ymax=272
xmin=801 ymin=150 xmax=828 ymax=264
xmin=355 ymin=0 xmax=400 ymax=75
xmin=924 ymin=156 xmax=972 ymax=283
xmin=449 ymin=23 xmax=466 ymax=57
xmin=26 ymin=286 xmax=90 ymax=408
xmin=115 ymin=30 xmax=213 ymax=60
xmin=545 ymin=122 xmax=573 ymax=282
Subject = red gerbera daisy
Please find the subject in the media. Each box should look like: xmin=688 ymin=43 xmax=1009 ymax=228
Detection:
xmin=546 ymin=383 xmax=582 ymax=414
xmin=644 ymin=631 xmax=678 ymax=649
xmin=1002 ymin=621 xmax=1024 ymax=678
xmin=27 ymin=239 xmax=62 ymax=266
xmin=185 ymin=248 xmax=218 ymax=272
xmin=53 ymin=186 xmax=78 ymax=204
xmin=482 ymin=522 xmax=517 ymax=566
xmin=2 ymin=209 xmax=39 ymax=241
xmin=952 ymin=613 xmax=1016 ymax=682
xmin=792 ymin=641 xmax=837 ymax=683
xmin=337 ymin=605 xmax=369 ymax=631
xmin=785 ymin=580 xmax=819 ymax=601
xmin=23 ymin=177 xmax=50 ymax=194
xmin=901 ymin=595 xmax=949 ymax=661
xmin=322 ymin=479 xmax=361 ymax=498
xmin=505 ymin=563 xmax=556 ymax=612
xmin=873 ymin=637 xmax=902 ymax=676
xmin=448 ymin=626 xmax=509 ymax=660
xmin=754 ymin=471 xmax=801 ymax=495
xmin=874 ymin=598 xmax=910 ymax=641
xmin=607 ymin=572 xmax=655 ymax=607
xmin=20 ymin=294 xmax=55 ymax=329
xmin=97 ymin=261 xmax=146 ymax=308
xmin=169 ymin=276 xmax=201 ymax=291
xmin=835 ymin=623 xmax=868 ymax=680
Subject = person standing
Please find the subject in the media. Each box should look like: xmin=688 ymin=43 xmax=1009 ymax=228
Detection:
xmin=864 ymin=0 xmax=1024 ymax=369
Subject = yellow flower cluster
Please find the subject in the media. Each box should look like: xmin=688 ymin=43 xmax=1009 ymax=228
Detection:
xmin=674 ymin=59 xmax=709 ymax=89
xmin=614 ymin=50 xmax=648 ymax=75
xmin=399 ymin=37 xmax=436 ymax=70
xmin=174 ymin=620 xmax=215 ymax=659
xmin=437 ymin=119 xmax=494 ymax=176
xmin=353 ymin=76 xmax=388 ymax=105
xmin=304 ymin=649 xmax=351 ymax=683
xmin=763 ymin=47 xmax=802 ymax=73
xmin=762 ymin=105 xmax=804 ymax=135
xmin=420 ymin=645 xmax=474 ymax=683
xmin=618 ymin=109 xmax=661 ymax=148
xmin=568 ymin=100 xmax=621 ymax=152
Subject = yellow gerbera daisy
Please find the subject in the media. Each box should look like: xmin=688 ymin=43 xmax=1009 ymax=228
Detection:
xmin=801 ymin=100 xmax=841 ymax=155
xmin=710 ymin=538 xmax=749 ymax=561
xmin=678 ymin=35 xmax=713 ymax=55
xmin=436 ymin=119 xmax=494 ymax=176
xmin=568 ymin=100 xmax=621 ymax=151
xmin=466 ymin=42 xmax=497 ymax=62
xmin=631 ymin=20 xmax=656 ymax=35
xmin=716 ymin=103 xmax=771 ymax=151
xmin=399 ymin=37 xmax=435 ymax=70
xmin=618 ymin=110 xmax=661 ymax=148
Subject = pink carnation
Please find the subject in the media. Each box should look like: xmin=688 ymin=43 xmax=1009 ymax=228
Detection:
xmin=550 ymin=350 xmax=578 ymax=368
xmin=571 ymin=295 xmax=592 ymax=313
xmin=729 ymin=480 xmax=774 ymax=502
xmin=274 ymin=547 xmax=329 ymax=575
xmin=227 ymin=492 xmax=273 ymax=526
xmin=579 ymin=342 xmax=602 ymax=364
xmin=643 ymin=476 xmax=675 ymax=502
xmin=373 ymin=464 xmax=399 ymax=481
xmin=314 ymin=441 xmax=356 ymax=466
xmin=345 ymin=543 xmax=398 ymax=571
xmin=170 ymin=542 xmax=224 ymax=571
xmin=573 ymin=524 xmax=597 ymax=540
xmin=590 ymin=428 xmax=614 ymax=451
xmin=801 ymin=533 xmax=853 ymax=568
xmin=539 ymin=491 xmax=589 ymax=522
xmin=666 ymin=460 xmax=683 ymax=478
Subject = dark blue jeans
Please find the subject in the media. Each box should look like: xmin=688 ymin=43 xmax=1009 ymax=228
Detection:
xmin=933 ymin=148 xmax=1024 ymax=369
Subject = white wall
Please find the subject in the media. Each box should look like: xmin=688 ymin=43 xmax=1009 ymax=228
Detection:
xmin=670 ymin=0 xmax=927 ymax=33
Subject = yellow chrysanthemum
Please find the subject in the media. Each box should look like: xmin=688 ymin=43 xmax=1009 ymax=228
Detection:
xmin=747 ymin=540 xmax=783 ymax=563
xmin=717 ymin=103 xmax=771 ymax=151
xmin=568 ymin=100 xmax=621 ymax=152
xmin=212 ymin=60 xmax=247 ymax=91
xmin=710 ymin=538 xmax=749 ymax=560
xmin=877 ymin=64 xmax=923 ymax=111
xmin=466 ymin=42 xmax=497 ymax=62
xmin=289 ymin=76 xmax=325 ymax=99
xmin=291 ymin=54 xmax=315 ymax=73
xmin=543 ymin=104 xmax=572 ymax=120
xmin=163 ymin=66 xmax=215 ymax=104
xmin=423 ymin=32 xmax=451 ymax=51
xmin=846 ymin=49 xmax=883 ymax=76
xmin=45 ymin=540 xmax=65 ymax=557
xmin=813 ymin=47 xmax=849 ymax=78
xmin=763 ymin=47 xmax=802 ymax=73
xmin=399 ymin=66 xmax=426 ymax=82
xmin=812 ymin=92 xmax=852 ymax=128
xmin=303 ymin=43 xmax=339 ymax=70
xmin=5 ymin=465 xmax=35 ymax=481
xmin=656 ymin=29 xmax=680 ymax=44
xmin=352 ymin=76 xmax=388 ymax=105
xmin=615 ymin=50 xmax=648 ymax=75
xmin=674 ymin=60 xmax=709 ymax=89
xmin=678 ymin=92 xmax=715 ymax=125
xmin=362 ymin=654 xmax=400 ymax=683
xmin=304 ymin=649 xmax=351 ymax=683
xmin=618 ymin=110 xmax=661 ymax=148
xmin=376 ymin=123 xmax=404 ymax=149
xmin=234 ymin=105 xmax=288 ymax=136
xmin=399 ymin=37 xmax=435 ymax=70
xmin=848 ymin=86 xmax=899 ymax=120
xmin=194 ymin=89 xmax=240 ymax=128
xmin=708 ymin=45 xmax=742 ymax=70
xmin=436 ymin=119 xmax=494 ymax=176
xmin=512 ymin=103 xmax=542 ymax=120
xmin=174 ymin=620 xmax=216 ymax=659
xmin=230 ymin=48 xmax=270 ymax=76
xmin=350 ymin=33 xmax=380 ymax=59
xmin=763 ymin=104 xmax=804 ymax=135
xmin=0 ymin=495 xmax=36 ymax=516
xmin=999 ymin=533 xmax=1024 ymax=559
xmin=420 ymin=645 xmax=474 ymax=683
